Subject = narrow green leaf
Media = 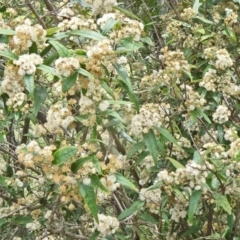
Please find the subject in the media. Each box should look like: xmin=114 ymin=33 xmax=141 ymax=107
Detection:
xmin=24 ymin=74 xmax=34 ymax=97
xmin=100 ymin=81 xmax=115 ymax=100
xmin=90 ymin=231 xmax=100 ymax=240
xmin=102 ymin=18 xmax=118 ymax=35
xmin=118 ymin=200 xmax=144 ymax=221
xmin=29 ymin=42 xmax=38 ymax=54
xmin=167 ymin=157 xmax=184 ymax=169
xmin=79 ymin=183 xmax=98 ymax=222
xmin=62 ymin=71 xmax=78 ymax=92
xmin=157 ymin=127 xmax=184 ymax=151
xmin=52 ymin=146 xmax=77 ymax=165
xmin=139 ymin=213 xmax=158 ymax=224
xmin=90 ymin=175 xmax=109 ymax=193
xmin=114 ymin=6 xmax=141 ymax=21
xmin=119 ymin=39 xmax=143 ymax=51
xmin=33 ymin=86 xmax=47 ymax=115
xmin=114 ymin=173 xmax=138 ymax=192
xmin=140 ymin=37 xmax=154 ymax=46
xmin=71 ymin=156 xmax=92 ymax=173
xmin=213 ymin=193 xmax=232 ymax=214
xmin=127 ymin=141 xmax=144 ymax=159
xmin=46 ymin=27 xmax=61 ymax=36
xmin=0 ymin=28 xmax=15 ymax=35
xmin=14 ymin=215 xmax=32 ymax=225
xmin=0 ymin=49 xmax=18 ymax=60
xmin=91 ymin=156 xmax=102 ymax=174
xmin=193 ymin=16 xmax=213 ymax=24
xmin=68 ymin=30 xmax=106 ymax=40
xmin=193 ymin=0 xmax=202 ymax=13
xmin=113 ymin=63 xmax=132 ymax=91
xmin=49 ymin=40 xmax=71 ymax=57
xmin=0 ymin=175 xmax=8 ymax=188
xmin=143 ymin=129 xmax=158 ymax=166
xmin=188 ymin=190 xmax=202 ymax=223
xmin=77 ymin=68 xmax=94 ymax=79
xmin=37 ymin=64 xmax=58 ymax=76
xmin=43 ymin=52 xmax=59 ymax=65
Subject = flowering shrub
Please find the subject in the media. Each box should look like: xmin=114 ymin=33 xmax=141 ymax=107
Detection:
xmin=1 ymin=0 xmax=240 ymax=239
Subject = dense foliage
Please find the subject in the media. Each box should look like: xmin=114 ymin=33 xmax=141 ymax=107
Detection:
xmin=1 ymin=0 xmax=240 ymax=239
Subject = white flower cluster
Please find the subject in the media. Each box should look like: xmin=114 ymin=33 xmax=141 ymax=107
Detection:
xmin=100 ymin=174 xmax=120 ymax=191
xmin=6 ymin=92 xmax=27 ymax=109
xmin=160 ymin=47 xmax=190 ymax=77
xmin=212 ymin=105 xmax=231 ymax=124
xmin=55 ymin=57 xmax=80 ymax=77
xmin=228 ymin=138 xmax=240 ymax=157
xmin=130 ymin=103 xmax=170 ymax=136
xmin=87 ymin=39 xmax=113 ymax=59
xmin=180 ymin=7 xmax=196 ymax=21
xmin=13 ymin=53 xmax=43 ymax=76
xmin=224 ymin=127 xmax=238 ymax=142
xmin=1 ymin=65 xmax=24 ymax=97
xmin=203 ymin=47 xmax=233 ymax=71
xmin=170 ymin=134 xmax=191 ymax=160
xmin=139 ymin=187 xmax=162 ymax=214
xmin=156 ymin=161 xmax=212 ymax=191
xmin=44 ymin=104 xmax=75 ymax=134
xmin=97 ymin=13 xmax=116 ymax=29
xmin=202 ymin=142 xmax=228 ymax=159
xmin=95 ymin=214 xmax=119 ymax=236
xmin=58 ymin=11 xmax=97 ymax=31
xmin=215 ymin=49 xmax=233 ymax=70
xmin=169 ymin=202 xmax=188 ymax=223
xmin=16 ymin=140 xmax=55 ymax=168
xmin=0 ymin=157 xmax=6 ymax=174
xmin=92 ymin=0 xmax=118 ymax=16
xmin=180 ymin=84 xmax=206 ymax=111
xmin=12 ymin=19 xmax=46 ymax=51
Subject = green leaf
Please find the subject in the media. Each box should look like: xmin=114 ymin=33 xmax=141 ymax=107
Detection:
xmin=139 ymin=213 xmax=158 ymax=224
xmin=68 ymin=30 xmax=106 ymax=40
xmin=77 ymin=68 xmax=94 ymax=79
xmin=90 ymin=231 xmax=100 ymax=240
xmin=33 ymin=86 xmax=47 ymax=115
xmin=119 ymin=39 xmax=143 ymax=51
xmin=40 ymin=44 xmax=53 ymax=57
xmin=43 ymin=52 xmax=59 ymax=65
xmin=100 ymin=81 xmax=115 ymax=100
xmin=213 ymin=193 xmax=232 ymax=214
xmin=193 ymin=0 xmax=202 ymax=13
xmin=52 ymin=146 xmax=77 ymax=165
xmin=113 ymin=63 xmax=132 ymax=91
xmin=90 ymin=175 xmax=109 ymax=193
xmin=118 ymin=200 xmax=144 ymax=221
xmin=0 ymin=28 xmax=15 ymax=35
xmin=188 ymin=190 xmax=202 ymax=223
xmin=140 ymin=37 xmax=154 ymax=46
xmin=193 ymin=16 xmax=213 ymax=24
xmin=37 ymin=64 xmax=58 ymax=76
xmin=102 ymin=18 xmax=118 ymax=35
xmin=24 ymin=74 xmax=34 ymax=97
xmin=62 ymin=71 xmax=78 ymax=92
xmin=127 ymin=141 xmax=144 ymax=159
xmin=114 ymin=173 xmax=138 ymax=192
xmin=79 ymin=183 xmax=98 ymax=222
xmin=0 ymin=49 xmax=18 ymax=60
xmin=71 ymin=156 xmax=92 ymax=173
xmin=29 ymin=42 xmax=38 ymax=54
xmin=156 ymin=127 xmax=184 ymax=151
xmin=49 ymin=40 xmax=71 ymax=57
xmin=14 ymin=215 xmax=32 ymax=225
xmin=0 ymin=175 xmax=8 ymax=188
xmin=114 ymin=6 xmax=141 ymax=21
xmin=91 ymin=156 xmax=102 ymax=174
xmin=167 ymin=157 xmax=184 ymax=169
xmin=143 ymin=129 xmax=158 ymax=165
xmin=46 ymin=27 xmax=61 ymax=36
